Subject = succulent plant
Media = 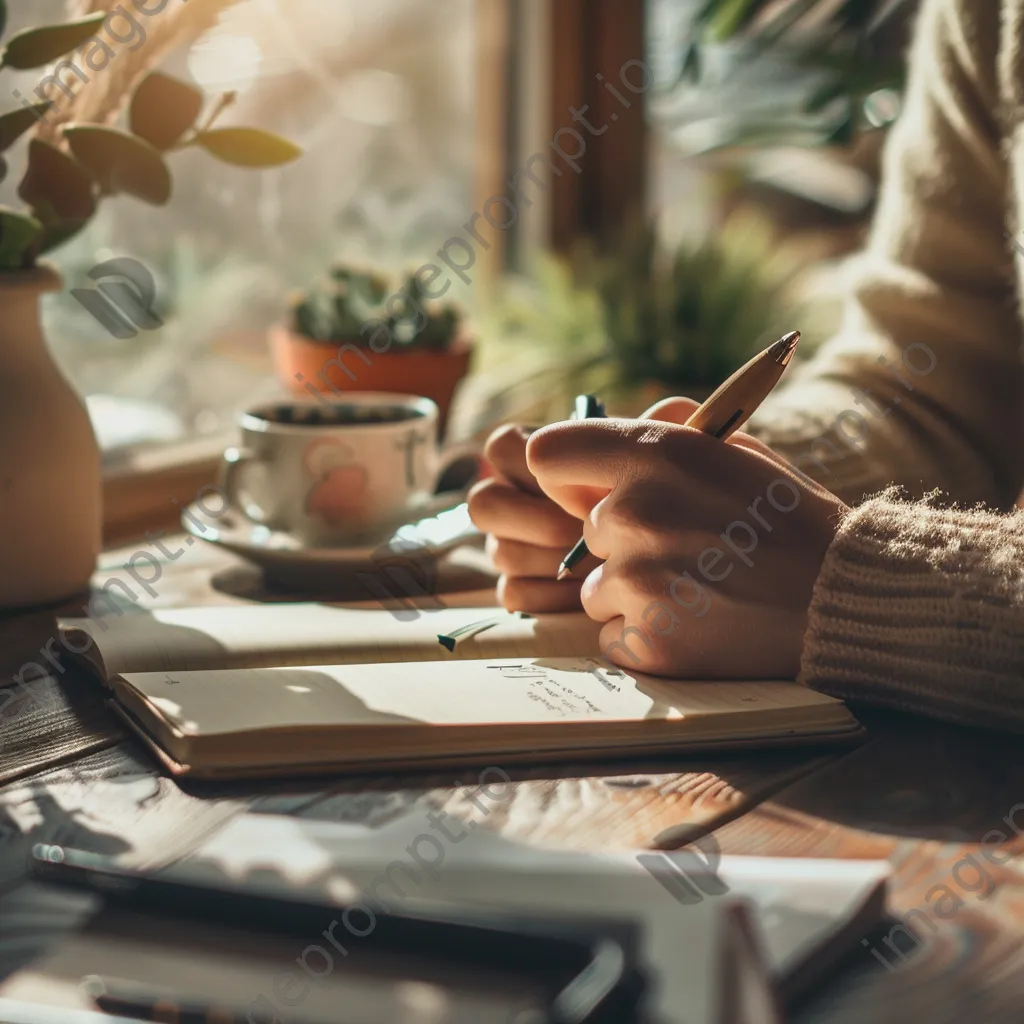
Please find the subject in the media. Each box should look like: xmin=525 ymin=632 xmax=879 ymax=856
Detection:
xmin=0 ymin=3 xmax=302 ymax=271
xmin=288 ymin=262 xmax=465 ymax=352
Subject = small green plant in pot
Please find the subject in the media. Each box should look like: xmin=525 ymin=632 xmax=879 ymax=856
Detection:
xmin=481 ymin=210 xmax=802 ymax=425
xmin=272 ymin=262 xmax=473 ymax=432
xmin=576 ymin=213 xmax=802 ymax=409
xmin=0 ymin=2 xmax=302 ymax=609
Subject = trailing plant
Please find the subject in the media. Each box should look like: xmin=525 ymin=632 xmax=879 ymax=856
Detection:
xmin=0 ymin=2 xmax=301 ymax=270
xmin=288 ymin=263 xmax=466 ymax=352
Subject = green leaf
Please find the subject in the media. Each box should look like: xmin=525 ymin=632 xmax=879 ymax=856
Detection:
xmin=194 ymin=127 xmax=302 ymax=168
xmin=0 ymin=207 xmax=43 ymax=270
xmin=130 ymin=71 xmax=203 ymax=152
xmin=0 ymin=2 xmax=8 ymax=42
xmin=0 ymin=13 xmax=106 ymax=71
xmin=64 ymin=125 xmax=172 ymax=205
xmin=18 ymin=138 xmax=96 ymax=223
xmin=0 ymin=102 xmax=53 ymax=152
xmin=705 ymin=0 xmax=759 ymax=41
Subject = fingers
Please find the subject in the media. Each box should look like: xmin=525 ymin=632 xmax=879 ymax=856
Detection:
xmin=526 ymin=419 xmax=656 ymax=519
xmin=579 ymin=556 xmax=674 ymax=624
xmin=528 ymin=416 xmax=809 ymax=520
xmin=486 ymin=536 xmax=564 ymax=577
xmin=486 ymin=536 xmax=603 ymax=577
xmin=483 ymin=423 xmax=541 ymax=494
xmin=497 ymin=575 xmax=584 ymax=614
xmin=468 ymin=477 xmax=582 ymax=548
xmin=597 ymin=617 xmax=679 ymax=676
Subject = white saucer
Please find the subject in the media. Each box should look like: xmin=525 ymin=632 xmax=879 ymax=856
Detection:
xmin=181 ymin=495 xmax=481 ymax=588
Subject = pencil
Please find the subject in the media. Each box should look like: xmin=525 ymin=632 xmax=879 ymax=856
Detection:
xmin=556 ymin=330 xmax=800 ymax=580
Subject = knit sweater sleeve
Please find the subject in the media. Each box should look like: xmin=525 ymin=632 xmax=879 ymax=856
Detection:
xmin=800 ymin=491 xmax=1024 ymax=729
xmin=746 ymin=0 xmax=1024 ymax=510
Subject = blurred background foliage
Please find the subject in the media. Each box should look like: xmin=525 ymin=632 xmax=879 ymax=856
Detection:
xmin=23 ymin=0 xmax=920 ymax=452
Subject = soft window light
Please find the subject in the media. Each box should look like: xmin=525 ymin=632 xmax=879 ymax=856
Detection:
xmin=335 ymin=69 xmax=410 ymax=126
xmin=188 ymin=27 xmax=264 ymax=95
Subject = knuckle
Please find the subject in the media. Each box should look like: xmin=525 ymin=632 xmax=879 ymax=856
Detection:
xmin=618 ymin=556 xmax=669 ymax=600
xmin=488 ymin=538 xmax=522 ymax=575
xmin=498 ymin=575 xmax=571 ymax=614
xmin=651 ymin=426 xmax=696 ymax=468
xmin=523 ymin=422 xmax=560 ymax=471
xmin=578 ymin=574 xmax=609 ymax=621
xmin=533 ymin=511 xmax=578 ymax=548
xmin=467 ymin=478 xmax=508 ymax=525
xmin=483 ymin=423 xmax=526 ymax=467
xmin=596 ymin=479 xmax=670 ymax=541
xmin=495 ymin=575 xmax=518 ymax=610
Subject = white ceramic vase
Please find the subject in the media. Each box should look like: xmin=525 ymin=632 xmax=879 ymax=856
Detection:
xmin=0 ymin=265 xmax=101 ymax=609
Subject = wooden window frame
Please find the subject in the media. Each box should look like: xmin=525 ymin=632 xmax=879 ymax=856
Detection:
xmin=475 ymin=0 xmax=649 ymax=274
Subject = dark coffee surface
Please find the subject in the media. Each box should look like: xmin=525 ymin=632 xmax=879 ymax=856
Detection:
xmin=254 ymin=403 xmax=423 ymax=426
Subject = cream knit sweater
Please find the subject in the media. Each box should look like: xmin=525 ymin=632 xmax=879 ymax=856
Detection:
xmin=745 ymin=0 xmax=1024 ymax=728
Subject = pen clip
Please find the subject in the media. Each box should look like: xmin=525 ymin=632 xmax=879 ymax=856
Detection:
xmin=572 ymin=395 xmax=605 ymax=421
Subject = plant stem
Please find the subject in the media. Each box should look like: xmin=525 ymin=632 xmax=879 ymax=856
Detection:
xmin=172 ymin=90 xmax=237 ymax=149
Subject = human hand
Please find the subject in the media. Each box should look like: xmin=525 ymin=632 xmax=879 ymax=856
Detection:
xmin=468 ymin=397 xmax=707 ymax=612
xmin=525 ymin=398 xmax=849 ymax=679
xmin=468 ymin=423 xmax=602 ymax=612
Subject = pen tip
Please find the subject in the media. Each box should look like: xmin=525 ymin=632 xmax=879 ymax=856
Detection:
xmin=556 ymin=565 xmax=573 ymax=581
xmin=771 ymin=330 xmax=800 ymax=367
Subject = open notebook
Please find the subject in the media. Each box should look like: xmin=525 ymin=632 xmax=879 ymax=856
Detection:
xmin=60 ymin=603 xmax=604 ymax=678
xmin=59 ymin=605 xmax=863 ymax=780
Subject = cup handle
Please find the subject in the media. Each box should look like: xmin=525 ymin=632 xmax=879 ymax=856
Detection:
xmin=220 ymin=447 xmax=273 ymax=526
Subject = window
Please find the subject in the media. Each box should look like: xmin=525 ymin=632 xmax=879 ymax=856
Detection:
xmin=2 ymin=0 xmax=476 ymax=456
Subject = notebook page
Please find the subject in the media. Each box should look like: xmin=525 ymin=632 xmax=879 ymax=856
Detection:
xmin=116 ymin=657 xmax=840 ymax=739
xmin=633 ymin=676 xmax=845 ymax=714
xmin=119 ymin=657 xmax=655 ymax=737
xmin=60 ymin=605 xmax=602 ymax=679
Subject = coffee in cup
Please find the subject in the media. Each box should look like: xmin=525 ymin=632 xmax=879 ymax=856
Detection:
xmin=220 ymin=394 xmax=474 ymax=546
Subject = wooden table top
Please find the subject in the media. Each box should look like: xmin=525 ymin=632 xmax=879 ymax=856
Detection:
xmin=2 ymin=536 xmax=1023 ymax=1023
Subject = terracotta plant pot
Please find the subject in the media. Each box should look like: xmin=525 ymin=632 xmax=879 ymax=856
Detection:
xmin=270 ymin=325 xmax=473 ymax=434
xmin=0 ymin=265 xmax=101 ymax=608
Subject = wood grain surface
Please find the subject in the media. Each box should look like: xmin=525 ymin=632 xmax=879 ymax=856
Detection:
xmin=3 ymin=535 xmax=1023 ymax=1021
xmin=708 ymin=711 xmax=1024 ymax=1023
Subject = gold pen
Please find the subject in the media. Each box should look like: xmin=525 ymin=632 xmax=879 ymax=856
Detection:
xmin=556 ymin=330 xmax=801 ymax=580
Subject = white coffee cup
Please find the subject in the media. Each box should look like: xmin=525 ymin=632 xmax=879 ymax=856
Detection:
xmin=220 ymin=394 xmax=474 ymax=546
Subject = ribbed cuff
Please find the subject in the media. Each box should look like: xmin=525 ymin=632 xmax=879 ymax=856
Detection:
xmin=799 ymin=489 xmax=1024 ymax=730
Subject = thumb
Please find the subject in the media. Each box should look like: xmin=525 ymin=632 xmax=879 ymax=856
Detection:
xmin=640 ymin=395 xmax=702 ymax=424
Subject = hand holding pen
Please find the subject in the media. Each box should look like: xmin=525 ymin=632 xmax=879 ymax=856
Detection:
xmin=467 ymin=331 xmax=821 ymax=629
xmin=557 ymin=331 xmax=800 ymax=579
xmin=468 ymin=400 xmax=609 ymax=613
xmin=524 ymin=330 xmax=851 ymax=681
